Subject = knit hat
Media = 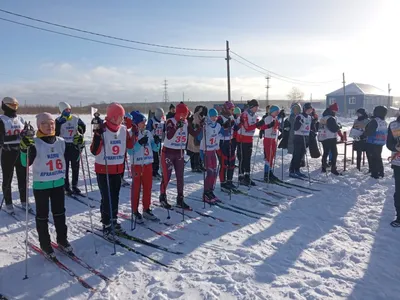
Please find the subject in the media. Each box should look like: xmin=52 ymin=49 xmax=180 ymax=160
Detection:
xmin=155 ymin=107 xmax=164 ymax=120
xmin=36 ymin=112 xmax=54 ymax=128
xmin=208 ymin=108 xmax=218 ymax=118
xmin=356 ymin=108 xmax=366 ymax=115
xmin=131 ymin=111 xmax=147 ymax=125
xmin=291 ymin=103 xmax=301 ymax=114
xmin=247 ymin=99 xmax=259 ymax=109
xmin=233 ymin=107 xmax=241 ymax=115
xmin=175 ymin=102 xmax=189 ymax=120
xmin=2 ymin=96 xmax=19 ymax=111
xmin=223 ymin=101 xmax=235 ymax=111
xmin=303 ymin=102 xmax=313 ymax=111
xmin=58 ymin=102 xmax=71 ymax=113
xmin=329 ymin=102 xmax=339 ymax=112
xmin=269 ymin=105 xmax=280 ymax=115
xmin=169 ymin=103 xmax=175 ymax=110
xmin=106 ymin=102 xmax=125 ymax=122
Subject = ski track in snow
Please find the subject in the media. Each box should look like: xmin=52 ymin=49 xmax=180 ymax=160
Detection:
xmin=1 ymin=114 xmax=400 ymax=299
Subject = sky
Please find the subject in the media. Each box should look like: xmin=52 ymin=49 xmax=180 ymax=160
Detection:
xmin=0 ymin=0 xmax=398 ymax=106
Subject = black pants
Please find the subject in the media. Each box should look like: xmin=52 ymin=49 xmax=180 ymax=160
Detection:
xmin=237 ymin=142 xmax=253 ymax=175
xmin=153 ymin=149 xmax=160 ymax=174
xmin=97 ymin=173 xmax=121 ymax=226
xmin=187 ymin=150 xmax=201 ymax=170
xmin=34 ymin=186 xmax=67 ymax=249
xmin=321 ymin=138 xmax=338 ymax=168
xmin=1 ymin=149 xmax=26 ymax=205
xmin=218 ymin=139 xmax=237 ymax=182
xmin=290 ymin=135 xmax=308 ymax=172
xmin=393 ymin=167 xmax=400 ymax=219
xmin=366 ymin=143 xmax=383 ymax=177
xmin=64 ymin=144 xmax=80 ymax=189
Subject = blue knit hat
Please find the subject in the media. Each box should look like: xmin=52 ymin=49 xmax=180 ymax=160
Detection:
xmin=269 ymin=105 xmax=280 ymax=114
xmin=208 ymin=108 xmax=218 ymax=118
xmin=131 ymin=111 xmax=147 ymax=125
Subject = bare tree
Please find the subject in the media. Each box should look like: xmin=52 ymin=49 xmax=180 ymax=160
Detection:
xmin=287 ymin=87 xmax=304 ymax=101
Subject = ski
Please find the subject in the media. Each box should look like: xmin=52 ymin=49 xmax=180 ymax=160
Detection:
xmin=86 ymin=228 xmax=175 ymax=270
xmin=117 ymin=212 xmax=176 ymax=241
xmin=73 ymin=192 xmax=100 ymax=203
xmin=288 ymin=174 xmax=326 ymax=185
xmin=253 ymin=178 xmax=315 ymax=193
xmin=97 ymin=227 xmax=183 ymax=255
xmin=51 ymin=242 xmax=111 ymax=283
xmin=14 ymin=204 xmax=36 ymax=217
xmin=28 ymin=241 xmax=95 ymax=291
xmin=229 ymin=188 xmax=280 ymax=206
xmin=194 ymin=210 xmax=241 ymax=226
xmin=66 ymin=193 xmax=96 ymax=208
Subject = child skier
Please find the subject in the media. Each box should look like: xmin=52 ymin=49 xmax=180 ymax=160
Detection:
xmin=160 ymin=102 xmax=202 ymax=210
xmin=318 ymin=103 xmax=344 ymax=175
xmin=200 ymin=108 xmax=222 ymax=202
xmin=20 ymin=112 xmax=71 ymax=257
xmin=146 ymin=107 xmax=165 ymax=179
xmin=91 ymin=111 xmax=103 ymax=132
xmin=130 ymin=111 xmax=159 ymax=223
xmin=217 ymin=101 xmax=238 ymax=192
xmin=187 ymin=106 xmax=207 ymax=173
xmin=0 ymin=97 xmax=27 ymax=214
xmin=289 ymin=102 xmax=313 ymax=178
xmin=90 ymin=102 xmax=134 ymax=238
xmin=258 ymin=105 xmax=281 ymax=182
xmin=55 ymin=102 xmax=86 ymax=195
xmin=349 ymin=108 xmax=369 ymax=171
xmin=386 ymin=113 xmax=400 ymax=227
xmin=237 ymin=99 xmax=261 ymax=186
xmin=362 ymin=105 xmax=388 ymax=179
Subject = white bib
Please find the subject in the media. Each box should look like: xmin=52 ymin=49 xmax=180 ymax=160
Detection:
xmin=59 ymin=116 xmax=79 ymax=143
xmin=220 ymin=115 xmax=234 ymax=141
xmin=294 ymin=114 xmax=311 ymax=136
xmin=152 ymin=117 xmax=165 ymax=138
xmin=263 ymin=115 xmax=279 ymax=139
xmin=163 ymin=119 xmax=188 ymax=150
xmin=130 ymin=130 xmax=154 ymax=165
xmin=95 ymin=126 xmax=127 ymax=165
xmin=0 ymin=115 xmax=25 ymax=144
xmin=200 ymin=122 xmax=221 ymax=151
xmin=32 ymin=137 xmax=66 ymax=182
xmin=318 ymin=115 xmax=337 ymax=141
xmin=238 ymin=110 xmax=257 ymax=136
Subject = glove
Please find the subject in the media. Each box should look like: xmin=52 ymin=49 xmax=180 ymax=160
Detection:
xmin=256 ymin=119 xmax=265 ymax=127
xmin=94 ymin=122 xmax=106 ymax=136
xmin=199 ymin=118 xmax=206 ymax=127
xmin=154 ymin=135 xmax=161 ymax=144
xmin=267 ymin=120 xmax=276 ymax=128
xmin=125 ymin=118 xmax=133 ymax=129
xmin=223 ymin=119 xmax=231 ymax=129
xmin=20 ymin=135 xmax=34 ymax=151
xmin=177 ymin=120 xmax=184 ymax=129
xmin=138 ymin=136 xmax=148 ymax=146
xmin=73 ymin=133 xmax=84 ymax=146
xmin=259 ymin=130 xmax=264 ymax=139
xmin=58 ymin=116 xmax=67 ymax=125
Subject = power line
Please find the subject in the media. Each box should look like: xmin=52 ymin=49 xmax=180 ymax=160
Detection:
xmin=0 ymin=17 xmax=224 ymax=59
xmin=231 ymin=50 xmax=339 ymax=85
xmin=0 ymin=8 xmax=224 ymax=52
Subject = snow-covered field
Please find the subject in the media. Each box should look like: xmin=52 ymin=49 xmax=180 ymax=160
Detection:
xmin=1 ymin=114 xmax=400 ymax=300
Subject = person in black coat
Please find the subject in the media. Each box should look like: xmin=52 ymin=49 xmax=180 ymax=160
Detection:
xmin=349 ymin=108 xmax=369 ymax=171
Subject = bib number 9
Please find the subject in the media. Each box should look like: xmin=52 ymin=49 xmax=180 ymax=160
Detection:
xmin=112 ymin=145 xmax=120 ymax=155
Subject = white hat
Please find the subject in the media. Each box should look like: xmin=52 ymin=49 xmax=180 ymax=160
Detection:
xmin=58 ymin=101 xmax=71 ymax=113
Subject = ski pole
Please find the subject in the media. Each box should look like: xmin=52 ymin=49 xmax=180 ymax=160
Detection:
xmin=228 ymin=122 xmax=233 ymax=201
xmin=102 ymin=133 xmax=117 ymax=255
xmin=202 ymin=126 xmax=207 ymax=209
xmin=23 ymin=146 xmax=30 ymax=280
xmin=80 ymin=151 xmax=98 ymax=254
xmin=281 ymin=148 xmax=284 ymax=181
xmin=83 ymin=145 xmax=93 ymax=192
xmin=303 ymin=136 xmax=311 ymax=186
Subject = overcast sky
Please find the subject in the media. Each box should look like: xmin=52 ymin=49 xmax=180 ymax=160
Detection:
xmin=0 ymin=0 xmax=398 ymax=106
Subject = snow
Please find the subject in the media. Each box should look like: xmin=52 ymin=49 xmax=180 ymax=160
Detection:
xmin=1 ymin=114 xmax=400 ymax=300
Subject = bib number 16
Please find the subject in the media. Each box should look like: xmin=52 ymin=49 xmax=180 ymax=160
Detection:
xmin=46 ymin=159 xmax=63 ymax=171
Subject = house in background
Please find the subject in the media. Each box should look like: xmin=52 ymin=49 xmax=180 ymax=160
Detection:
xmin=326 ymin=83 xmax=390 ymax=115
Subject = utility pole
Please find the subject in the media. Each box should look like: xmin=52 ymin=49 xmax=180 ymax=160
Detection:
xmin=265 ymin=75 xmax=270 ymax=106
xmin=182 ymin=92 xmax=185 ymax=102
xmin=342 ymin=73 xmax=346 ymax=115
xmin=226 ymin=40 xmax=231 ymax=102
xmin=310 ymin=93 xmax=313 ymax=103
xmin=163 ymin=79 xmax=169 ymax=104
xmin=388 ymin=83 xmax=392 ymax=108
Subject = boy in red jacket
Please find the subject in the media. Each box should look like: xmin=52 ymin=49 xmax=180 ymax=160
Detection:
xmin=90 ymin=102 xmax=134 ymax=239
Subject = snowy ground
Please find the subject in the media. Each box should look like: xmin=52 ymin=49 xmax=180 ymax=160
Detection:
xmin=1 ymin=114 xmax=400 ymax=300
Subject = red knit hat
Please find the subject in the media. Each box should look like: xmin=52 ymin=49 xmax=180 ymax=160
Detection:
xmin=329 ymin=102 xmax=339 ymax=112
xmin=175 ymin=102 xmax=189 ymax=121
xmin=106 ymin=102 xmax=125 ymax=124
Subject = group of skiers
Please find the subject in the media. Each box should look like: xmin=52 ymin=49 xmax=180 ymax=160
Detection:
xmin=2 ymin=95 xmax=400 ymax=258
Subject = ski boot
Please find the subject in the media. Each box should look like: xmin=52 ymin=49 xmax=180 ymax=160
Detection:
xmin=245 ymin=174 xmax=256 ymax=186
xmin=220 ymin=182 xmax=232 ymax=193
xmin=390 ymin=218 xmax=400 ymax=228
xmin=64 ymin=186 xmax=73 ymax=196
xmin=239 ymin=175 xmax=250 ymax=186
xmin=20 ymin=202 xmax=34 ymax=213
xmin=331 ymin=167 xmax=341 ymax=176
xmin=176 ymin=195 xmax=191 ymax=210
xmin=133 ymin=212 xmax=144 ymax=224
xmin=41 ymin=243 xmax=56 ymax=259
xmin=72 ymin=186 xmax=82 ymax=195
xmin=209 ymin=191 xmax=220 ymax=202
xmin=143 ymin=209 xmax=158 ymax=221
xmin=203 ymin=191 xmax=216 ymax=204
xmin=4 ymin=204 xmax=15 ymax=215
xmin=103 ymin=224 xmax=118 ymax=241
xmin=159 ymin=193 xmax=172 ymax=209
xmin=57 ymin=240 xmax=73 ymax=254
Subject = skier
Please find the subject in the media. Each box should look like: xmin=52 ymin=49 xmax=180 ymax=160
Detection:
xmin=120 ymin=113 xmax=133 ymax=187
xmin=217 ymin=101 xmax=238 ymax=192
xmin=130 ymin=111 xmax=159 ymax=223
xmin=349 ymin=108 xmax=370 ymax=171
xmin=55 ymin=102 xmax=86 ymax=195
xmin=237 ymin=99 xmax=261 ymax=186
xmin=289 ymin=102 xmax=313 ymax=178
xmin=258 ymin=105 xmax=281 ymax=182
xmin=187 ymin=106 xmax=207 ymax=173
xmin=166 ymin=103 xmax=176 ymax=119
xmin=20 ymin=112 xmax=71 ymax=257
xmin=287 ymin=103 xmax=303 ymax=173
xmin=0 ymin=97 xmax=27 ymax=214
xmin=318 ymin=102 xmax=344 ymax=175
xmin=90 ymin=102 xmax=134 ymax=238
xmin=386 ymin=113 xmax=400 ymax=227
xmin=159 ymin=102 xmax=202 ymax=209
xmin=200 ymin=108 xmax=222 ymax=202
xmin=91 ymin=111 xmax=103 ymax=132
xmin=146 ymin=107 xmax=165 ymax=179
xmin=362 ymin=105 xmax=388 ymax=179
